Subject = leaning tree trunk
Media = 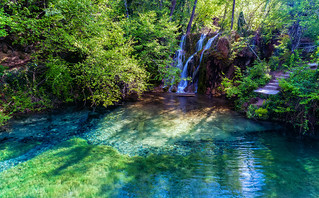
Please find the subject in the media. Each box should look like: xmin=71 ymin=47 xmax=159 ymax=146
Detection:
xmin=220 ymin=1 xmax=229 ymax=30
xmin=124 ymin=0 xmax=129 ymax=18
xmin=230 ymin=0 xmax=236 ymax=30
xmin=186 ymin=0 xmax=198 ymax=35
xmin=170 ymin=0 xmax=177 ymax=18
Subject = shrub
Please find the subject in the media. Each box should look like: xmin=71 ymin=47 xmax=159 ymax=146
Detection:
xmin=255 ymin=107 xmax=269 ymax=119
xmin=222 ymin=62 xmax=271 ymax=108
xmin=269 ymin=66 xmax=319 ymax=133
xmin=0 ymin=111 xmax=11 ymax=127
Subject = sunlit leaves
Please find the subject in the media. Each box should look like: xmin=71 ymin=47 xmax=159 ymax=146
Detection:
xmin=125 ymin=11 xmax=179 ymax=82
xmin=0 ymin=8 xmax=9 ymax=37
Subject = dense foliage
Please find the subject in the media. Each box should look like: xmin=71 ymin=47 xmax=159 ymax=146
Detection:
xmin=0 ymin=0 xmax=318 ymax=134
xmin=123 ymin=11 xmax=179 ymax=82
xmin=223 ymin=45 xmax=319 ymax=134
xmin=0 ymin=0 xmax=181 ymax=125
xmin=274 ymin=66 xmax=319 ymax=133
xmin=0 ymin=8 xmax=8 ymax=37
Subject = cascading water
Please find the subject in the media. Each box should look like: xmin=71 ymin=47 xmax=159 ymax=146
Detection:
xmin=196 ymin=34 xmax=207 ymax=52
xmin=199 ymin=34 xmax=219 ymax=68
xmin=177 ymin=34 xmax=206 ymax=93
xmin=193 ymin=34 xmax=219 ymax=92
xmin=176 ymin=35 xmax=186 ymax=70
xmin=169 ymin=35 xmax=186 ymax=91
xmin=177 ymin=55 xmax=194 ymax=93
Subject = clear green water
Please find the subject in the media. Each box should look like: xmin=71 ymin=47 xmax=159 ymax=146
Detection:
xmin=1 ymin=93 xmax=319 ymax=197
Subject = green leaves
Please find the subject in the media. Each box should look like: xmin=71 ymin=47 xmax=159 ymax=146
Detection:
xmin=0 ymin=111 xmax=11 ymax=127
xmin=41 ymin=0 xmax=148 ymax=107
xmin=271 ymin=66 xmax=319 ymax=133
xmin=0 ymin=8 xmax=9 ymax=37
xmin=124 ymin=11 xmax=179 ymax=83
xmin=0 ymin=0 xmax=150 ymax=117
xmin=222 ymin=62 xmax=271 ymax=100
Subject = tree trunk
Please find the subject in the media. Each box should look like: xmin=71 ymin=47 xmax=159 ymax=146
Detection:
xmin=124 ymin=0 xmax=129 ymax=18
xmin=186 ymin=0 xmax=198 ymax=35
xmin=170 ymin=0 xmax=177 ymax=18
xmin=230 ymin=0 xmax=236 ymax=30
xmin=220 ymin=2 xmax=229 ymax=30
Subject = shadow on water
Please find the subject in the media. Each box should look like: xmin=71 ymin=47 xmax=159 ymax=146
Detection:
xmin=82 ymin=93 xmax=279 ymax=155
xmin=1 ymin=93 xmax=319 ymax=197
xmin=3 ymin=133 xmax=319 ymax=197
xmin=0 ymin=107 xmax=92 ymax=172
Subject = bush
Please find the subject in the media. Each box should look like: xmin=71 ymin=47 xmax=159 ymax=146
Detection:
xmin=124 ymin=11 xmax=179 ymax=84
xmin=42 ymin=0 xmax=148 ymax=107
xmin=222 ymin=62 xmax=271 ymax=108
xmin=268 ymin=66 xmax=319 ymax=133
xmin=0 ymin=111 xmax=11 ymax=127
xmin=255 ymin=107 xmax=269 ymax=119
xmin=0 ymin=8 xmax=9 ymax=37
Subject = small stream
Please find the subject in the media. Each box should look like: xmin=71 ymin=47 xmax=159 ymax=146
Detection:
xmin=1 ymin=93 xmax=319 ymax=197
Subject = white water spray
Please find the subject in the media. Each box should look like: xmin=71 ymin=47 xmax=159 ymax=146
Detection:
xmin=177 ymin=34 xmax=207 ymax=93
xmin=193 ymin=34 xmax=219 ymax=92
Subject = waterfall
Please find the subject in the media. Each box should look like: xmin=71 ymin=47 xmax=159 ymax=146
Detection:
xmin=177 ymin=55 xmax=194 ymax=93
xmin=176 ymin=35 xmax=186 ymax=70
xmin=177 ymin=34 xmax=206 ymax=93
xmin=199 ymin=34 xmax=219 ymax=64
xmin=193 ymin=34 xmax=219 ymax=92
xmin=196 ymin=34 xmax=207 ymax=52
xmin=124 ymin=0 xmax=129 ymax=18
xmin=168 ymin=35 xmax=186 ymax=91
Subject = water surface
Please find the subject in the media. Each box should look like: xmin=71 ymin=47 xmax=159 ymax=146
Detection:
xmin=1 ymin=93 xmax=319 ymax=197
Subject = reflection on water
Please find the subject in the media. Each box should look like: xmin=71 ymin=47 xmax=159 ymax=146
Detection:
xmin=116 ymin=133 xmax=319 ymax=198
xmin=1 ymin=93 xmax=319 ymax=197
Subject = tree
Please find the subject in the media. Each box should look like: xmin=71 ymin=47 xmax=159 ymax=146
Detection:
xmin=124 ymin=11 xmax=179 ymax=83
xmin=186 ymin=0 xmax=198 ymax=34
xmin=1 ymin=0 xmax=148 ymax=108
xmin=170 ymin=0 xmax=176 ymax=18
xmin=230 ymin=0 xmax=236 ymax=30
xmin=220 ymin=1 xmax=230 ymax=30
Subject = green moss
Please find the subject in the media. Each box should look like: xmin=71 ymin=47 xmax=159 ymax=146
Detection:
xmin=185 ymin=33 xmax=201 ymax=58
xmin=0 ymin=138 xmax=218 ymax=197
xmin=197 ymin=52 xmax=208 ymax=94
xmin=0 ymin=141 xmax=40 ymax=161
xmin=0 ymin=138 xmax=131 ymax=197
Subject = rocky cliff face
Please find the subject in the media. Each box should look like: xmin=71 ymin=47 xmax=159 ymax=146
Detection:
xmin=155 ymin=32 xmax=278 ymax=95
xmin=198 ymin=37 xmax=233 ymax=96
xmin=195 ymin=32 xmax=276 ymax=96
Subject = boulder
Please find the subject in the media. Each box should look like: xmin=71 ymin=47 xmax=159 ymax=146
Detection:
xmin=216 ymin=37 xmax=230 ymax=59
